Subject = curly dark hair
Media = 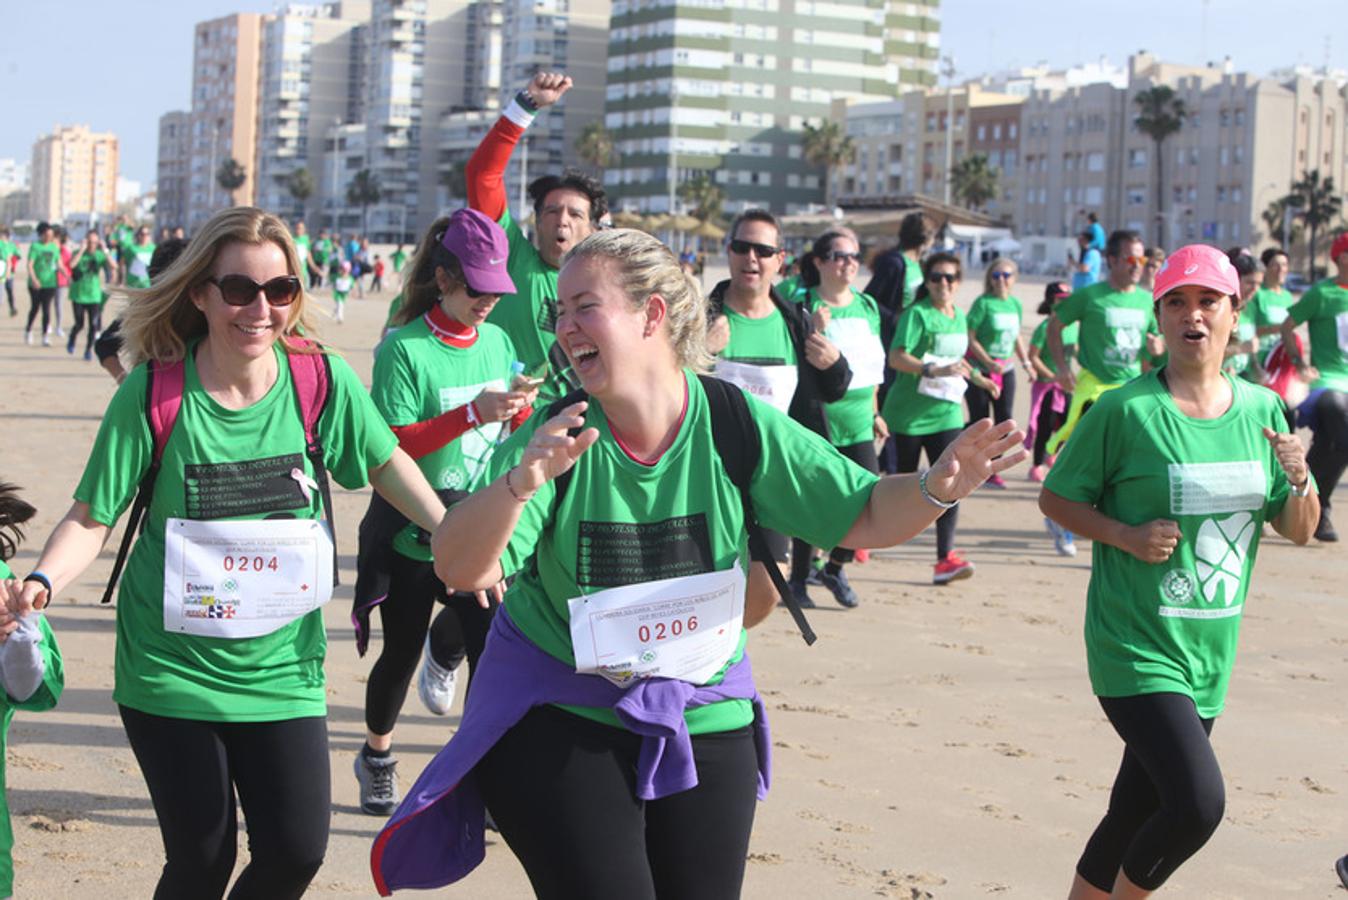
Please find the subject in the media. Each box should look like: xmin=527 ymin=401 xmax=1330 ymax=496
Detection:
xmin=0 ymin=483 xmax=36 ymax=562
xmin=528 ymin=169 xmax=608 ymax=224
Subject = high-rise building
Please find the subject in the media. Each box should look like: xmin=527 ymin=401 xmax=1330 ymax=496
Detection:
xmin=29 ymin=125 xmax=119 ymax=222
xmin=157 ymin=111 xmax=192 ymax=232
xmin=0 ymin=159 xmax=28 ymax=195
xmin=187 ymin=13 xmax=269 ymax=234
xmin=256 ymin=2 xmax=371 ymax=226
xmin=603 ymin=0 xmax=941 ymax=214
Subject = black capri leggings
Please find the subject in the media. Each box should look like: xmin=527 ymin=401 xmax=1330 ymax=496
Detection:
xmin=364 ymin=555 xmax=497 ymax=736
xmin=68 ymin=303 xmax=102 ymax=355
xmin=966 ymin=367 xmax=1017 ymax=425
xmin=25 ymin=286 xmax=55 ymax=335
xmin=892 ymin=428 xmax=960 ymax=560
xmin=791 ymin=438 xmax=880 ymax=579
xmin=1033 ymin=388 xmax=1068 ymax=467
xmin=1076 ymin=692 xmax=1224 ymax=892
xmin=1308 ymin=388 xmax=1348 ymax=510
xmin=476 ymin=704 xmax=760 ymax=900
xmin=119 ymin=706 xmax=330 ymax=900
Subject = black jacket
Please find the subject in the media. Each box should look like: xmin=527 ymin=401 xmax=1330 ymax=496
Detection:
xmin=863 ymin=246 xmax=909 ymax=351
xmin=707 ymin=279 xmax=852 ymax=439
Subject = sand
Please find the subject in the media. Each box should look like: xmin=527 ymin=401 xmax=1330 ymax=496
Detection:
xmin=1 ymin=270 xmax=1345 ymax=898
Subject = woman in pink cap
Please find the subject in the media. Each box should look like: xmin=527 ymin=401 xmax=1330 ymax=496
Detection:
xmin=1040 ymin=244 xmax=1319 ymax=898
xmin=353 ymin=208 xmax=539 ymax=816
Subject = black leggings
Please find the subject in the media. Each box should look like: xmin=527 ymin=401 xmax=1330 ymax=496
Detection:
xmin=1308 ymin=388 xmax=1348 ymax=511
xmin=892 ymin=428 xmax=960 ymax=559
xmin=25 ymin=286 xmax=55 ymax=334
xmin=966 ymin=367 xmax=1017 ymax=425
xmin=1076 ymin=693 xmax=1223 ymax=892
xmin=1033 ymin=389 xmax=1068 ymax=467
xmin=4 ymin=278 xmax=14 ymax=313
xmin=477 ymin=704 xmax=759 ymax=900
xmin=67 ymin=303 xmax=102 ymax=354
xmin=363 ymin=555 xmax=497 ymax=736
xmin=119 ymin=706 xmax=330 ymax=900
xmin=791 ymin=439 xmax=879 ymax=579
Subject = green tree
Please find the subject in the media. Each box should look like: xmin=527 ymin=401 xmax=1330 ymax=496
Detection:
xmin=948 ymin=154 xmax=999 ymax=211
xmin=1261 ymin=197 xmax=1303 ymax=248
xmin=676 ymin=173 xmax=725 ymax=223
xmin=801 ymin=121 xmax=856 ymax=201
xmin=575 ymin=122 xmax=616 ymax=174
xmin=216 ymin=157 xmax=247 ymax=206
xmin=1286 ymin=170 xmax=1343 ymax=279
xmin=1133 ymin=85 xmax=1188 ymax=247
xmin=286 ymin=167 xmax=315 ymax=219
xmin=346 ymin=168 xmax=383 ymax=237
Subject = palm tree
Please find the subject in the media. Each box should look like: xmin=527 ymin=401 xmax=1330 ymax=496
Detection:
xmin=801 ymin=121 xmax=856 ymax=203
xmin=346 ymin=169 xmax=382 ymax=237
xmin=286 ymin=167 xmax=315 ymax=221
xmin=1261 ymin=197 xmax=1302 ymax=248
xmin=574 ymin=122 xmax=616 ymax=175
xmin=948 ymin=154 xmax=999 ymax=211
xmin=676 ymin=173 xmax=725 ymax=223
xmin=1287 ymin=170 xmax=1343 ymax=279
xmin=216 ymin=157 xmax=247 ymax=207
xmin=1133 ymin=85 xmax=1188 ymax=247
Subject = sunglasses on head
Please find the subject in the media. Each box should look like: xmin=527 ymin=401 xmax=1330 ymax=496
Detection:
xmin=928 ymin=271 xmax=959 ymax=284
xmin=990 ymin=270 xmax=1014 ymax=280
xmin=823 ymin=250 xmax=862 ymax=263
xmin=728 ymin=239 xmax=780 ymax=258
xmin=206 ymin=275 xmax=302 ymax=307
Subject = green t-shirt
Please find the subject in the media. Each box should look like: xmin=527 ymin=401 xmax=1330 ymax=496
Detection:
xmin=720 ymin=305 xmax=797 ymax=366
xmin=27 ymin=241 xmax=60 ymax=288
xmin=1030 ymin=317 xmax=1079 ymax=379
xmin=74 ymin=343 xmax=398 ymax=723
xmin=1289 ymin=279 xmax=1348 ymax=391
xmin=777 ymin=274 xmax=804 ymax=302
xmin=880 ymin=299 xmax=969 ymax=436
xmin=333 ymin=275 xmax=353 ymax=301
xmin=1224 ymin=318 xmax=1257 ymax=377
xmin=0 ymin=559 xmax=64 ymax=899
xmin=69 ymin=250 xmax=109 ymax=304
xmin=902 ymin=256 xmax=924 ymax=309
xmin=294 ymin=234 xmax=311 ymax=264
xmin=1043 ymin=371 xmax=1292 ymax=717
xmin=1055 ymin=281 xmax=1157 ymax=384
xmin=384 ymin=292 xmax=404 ymax=329
xmin=0 ymin=239 xmax=15 ymax=279
xmin=111 ymin=224 xmax=134 ymax=251
xmin=372 ymin=318 xmax=517 ymax=561
xmin=122 ymin=241 xmax=156 ymax=289
xmin=967 ymin=293 xmax=1024 ymax=363
xmin=487 ymin=209 xmax=560 ymax=390
xmin=1250 ymin=286 xmax=1294 ymax=330
xmin=485 ymin=371 xmax=878 ymax=734
xmin=391 ymin=248 xmax=407 ymax=272
xmin=312 ymin=238 xmax=333 ymax=267
xmin=805 ymin=288 xmax=882 ymax=446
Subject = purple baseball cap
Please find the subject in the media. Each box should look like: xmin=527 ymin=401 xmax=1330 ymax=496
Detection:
xmin=440 ymin=208 xmax=516 ymax=295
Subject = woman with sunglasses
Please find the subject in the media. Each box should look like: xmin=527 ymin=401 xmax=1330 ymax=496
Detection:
xmin=880 ymin=253 xmax=1001 ymax=584
xmin=372 ymin=228 xmax=1024 ymax=898
xmin=965 ymin=258 xmax=1034 ymax=488
xmin=9 ymin=207 xmax=446 ymax=899
xmin=354 ymin=209 xmax=538 ymax=817
xmin=789 ymin=230 xmax=887 ymax=608
xmin=1041 ymin=244 xmax=1316 ymax=898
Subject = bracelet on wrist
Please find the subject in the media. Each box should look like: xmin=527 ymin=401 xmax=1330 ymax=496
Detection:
xmin=1289 ymin=477 xmax=1312 ymax=498
xmin=920 ymin=362 xmax=934 ymax=378
xmin=515 ymin=89 xmax=539 ymax=113
xmin=918 ymin=470 xmax=958 ymax=510
xmin=505 ymin=467 xmax=535 ymax=503
xmin=23 ymin=571 xmax=53 ymax=600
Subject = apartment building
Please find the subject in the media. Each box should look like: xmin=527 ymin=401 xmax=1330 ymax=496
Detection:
xmin=603 ymin=0 xmax=942 ymax=215
xmin=157 ymin=112 xmax=192 ymax=232
xmin=30 ymin=125 xmax=119 ymax=222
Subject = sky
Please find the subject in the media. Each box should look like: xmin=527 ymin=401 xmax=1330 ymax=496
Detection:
xmin=0 ymin=0 xmax=1340 ymax=191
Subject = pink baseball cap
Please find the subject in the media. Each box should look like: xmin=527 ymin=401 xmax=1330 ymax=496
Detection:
xmin=440 ymin=208 xmax=517 ymax=295
xmin=1151 ymin=244 xmax=1239 ymax=301
xmin=1330 ymin=231 xmax=1348 ymax=263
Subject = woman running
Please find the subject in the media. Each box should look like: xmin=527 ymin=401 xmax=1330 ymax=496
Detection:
xmin=1026 ymin=281 xmax=1078 ymax=556
xmin=9 ymin=207 xmax=447 ymax=900
xmin=788 ymin=230 xmax=887 ymax=608
xmin=66 ymin=230 xmax=113 ymax=360
xmin=23 ymin=223 xmax=59 ymax=346
xmin=354 ymin=209 xmax=537 ymax=816
xmin=965 ymin=257 xmax=1034 ymax=487
xmin=1040 ymin=244 xmax=1318 ymax=898
xmin=370 ymin=228 xmax=1025 ymax=898
xmin=1222 ymin=249 xmax=1260 ymax=381
xmin=880 ymin=252 xmax=1001 ymax=584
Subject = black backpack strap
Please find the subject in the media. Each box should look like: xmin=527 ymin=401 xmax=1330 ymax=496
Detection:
xmin=544 ymin=387 xmax=589 ymax=508
xmin=697 ymin=375 xmax=817 ymax=645
xmin=289 ymin=349 xmax=339 ymax=587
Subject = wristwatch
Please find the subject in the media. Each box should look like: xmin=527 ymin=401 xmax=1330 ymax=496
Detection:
xmin=1289 ymin=478 xmax=1312 ymax=498
xmin=920 ymin=362 xmax=935 ymax=378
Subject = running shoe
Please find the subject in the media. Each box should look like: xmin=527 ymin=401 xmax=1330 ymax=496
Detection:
xmin=805 ymin=558 xmax=824 ymax=586
xmin=1315 ymin=509 xmax=1338 ymax=543
xmin=1336 ymin=854 xmax=1348 ymax=889
xmin=354 ymin=751 xmax=399 ymax=816
xmin=1028 ymin=464 xmax=1047 ymax=483
xmin=41 ymin=334 xmax=51 ymax=347
xmin=1045 ymin=517 xmax=1077 ymax=557
xmin=66 ymin=340 xmax=75 ymax=355
xmin=786 ymin=577 xmax=815 ymax=609
xmin=932 ymin=551 xmax=975 ymax=584
xmin=417 ymin=635 xmax=459 ymax=716
xmin=986 ymin=473 xmax=1007 ymax=489
xmin=83 ymin=349 xmax=92 ymax=361
xmin=816 ymin=568 xmax=859 ymax=608
xmin=854 ymin=548 xmax=870 ymax=564
xmin=23 ymin=331 xmax=32 ymax=345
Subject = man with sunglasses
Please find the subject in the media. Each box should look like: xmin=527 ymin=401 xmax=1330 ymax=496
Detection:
xmin=706 ymin=209 xmax=852 ymax=585
xmin=465 ymin=71 xmax=608 ymax=400
xmin=1046 ymin=229 xmax=1159 ymax=453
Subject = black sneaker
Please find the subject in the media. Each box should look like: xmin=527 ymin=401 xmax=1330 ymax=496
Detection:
xmin=1336 ymin=854 xmax=1348 ymax=889
xmin=786 ymin=578 xmax=815 ymax=609
xmin=354 ymin=751 xmax=399 ymax=816
xmin=816 ymin=568 xmax=859 ymax=609
xmin=1315 ymin=508 xmax=1338 ymax=543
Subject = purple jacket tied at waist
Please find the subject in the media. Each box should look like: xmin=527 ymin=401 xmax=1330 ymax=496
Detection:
xmin=370 ymin=607 xmax=772 ymax=895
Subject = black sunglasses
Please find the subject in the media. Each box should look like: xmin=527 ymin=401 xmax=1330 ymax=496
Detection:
xmin=823 ymin=250 xmax=862 ymax=263
xmin=728 ymin=239 xmax=780 ymax=259
xmin=206 ymin=275 xmax=302 ymax=307
xmin=927 ymin=272 xmax=960 ymax=284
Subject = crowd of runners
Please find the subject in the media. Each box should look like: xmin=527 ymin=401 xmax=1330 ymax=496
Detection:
xmin=1 ymin=69 xmax=1346 ymax=898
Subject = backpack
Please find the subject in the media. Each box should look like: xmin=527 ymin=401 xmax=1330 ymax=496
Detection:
xmin=547 ymin=374 xmax=817 ymax=645
xmin=100 ymin=340 xmax=337 ymax=604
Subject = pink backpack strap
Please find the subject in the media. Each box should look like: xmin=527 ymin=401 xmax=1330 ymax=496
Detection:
xmin=147 ymin=359 xmax=186 ymax=463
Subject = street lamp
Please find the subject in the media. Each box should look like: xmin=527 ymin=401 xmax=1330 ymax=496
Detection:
xmin=941 ymin=56 xmax=957 ymax=207
xmin=329 ymin=117 xmax=341 ymax=231
xmin=667 ymin=81 xmax=680 ymax=251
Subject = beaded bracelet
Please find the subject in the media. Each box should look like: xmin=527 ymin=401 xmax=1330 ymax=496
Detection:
xmin=919 ymin=470 xmax=958 ymax=510
xmin=505 ymin=467 xmax=535 ymax=503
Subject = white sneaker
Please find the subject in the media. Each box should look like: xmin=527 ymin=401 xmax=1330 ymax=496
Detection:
xmin=1045 ymin=517 xmax=1078 ymax=557
xmin=417 ymin=635 xmax=458 ymax=716
xmin=23 ymin=331 xmax=32 ymax=345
